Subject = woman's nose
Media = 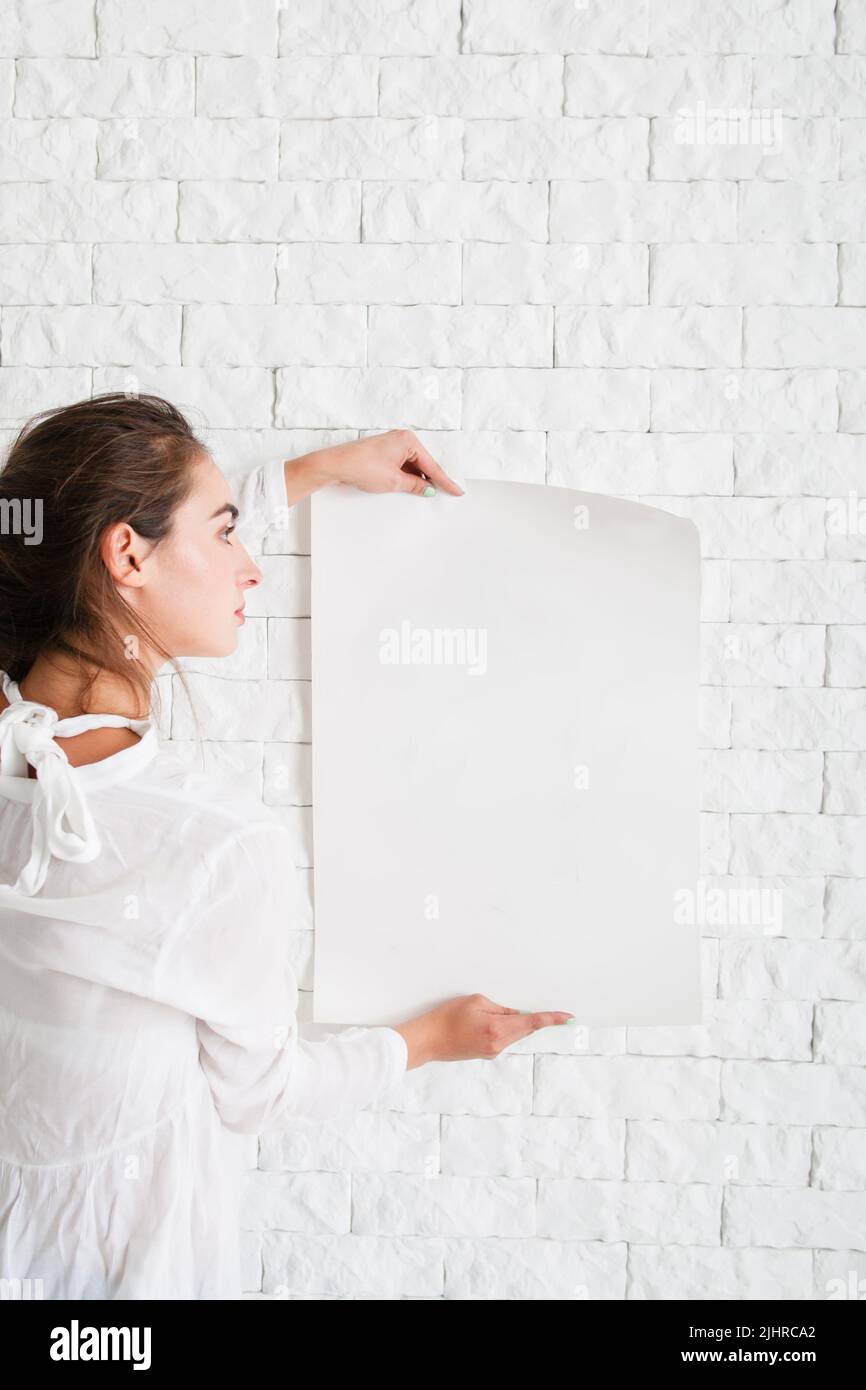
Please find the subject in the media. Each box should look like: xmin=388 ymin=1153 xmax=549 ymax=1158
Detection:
xmin=240 ymin=556 xmax=263 ymax=588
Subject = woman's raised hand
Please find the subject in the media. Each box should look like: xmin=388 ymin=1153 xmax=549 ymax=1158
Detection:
xmin=293 ymin=430 xmax=467 ymax=503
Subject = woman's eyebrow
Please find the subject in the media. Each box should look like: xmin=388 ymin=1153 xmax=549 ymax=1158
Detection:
xmin=209 ymin=502 xmax=239 ymax=522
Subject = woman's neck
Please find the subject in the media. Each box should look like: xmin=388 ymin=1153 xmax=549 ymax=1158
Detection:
xmin=18 ymin=650 xmax=155 ymax=721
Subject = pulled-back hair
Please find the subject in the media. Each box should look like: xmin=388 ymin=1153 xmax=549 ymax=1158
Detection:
xmin=0 ymin=391 xmax=205 ymax=722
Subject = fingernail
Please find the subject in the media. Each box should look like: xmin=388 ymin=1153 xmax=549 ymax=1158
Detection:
xmin=560 ymin=1016 xmax=576 ymax=1025
xmin=423 ymin=485 xmax=436 ymax=497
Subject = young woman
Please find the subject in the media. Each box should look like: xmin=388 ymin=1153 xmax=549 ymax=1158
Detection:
xmin=0 ymin=393 xmax=573 ymax=1300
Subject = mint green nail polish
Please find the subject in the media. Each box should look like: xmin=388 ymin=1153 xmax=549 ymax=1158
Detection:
xmin=423 ymin=485 xmax=435 ymax=497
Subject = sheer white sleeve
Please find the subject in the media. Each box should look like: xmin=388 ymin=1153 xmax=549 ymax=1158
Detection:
xmin=152 ymin=820 xmax=409 ymax=1131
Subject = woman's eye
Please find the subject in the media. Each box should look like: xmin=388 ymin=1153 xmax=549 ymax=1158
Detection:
xmin=220 ymin=524 xmax=236 ymax=543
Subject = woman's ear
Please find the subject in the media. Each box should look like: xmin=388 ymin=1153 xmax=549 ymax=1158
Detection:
xmin=100 ymin=521 xmax=149 ymax=587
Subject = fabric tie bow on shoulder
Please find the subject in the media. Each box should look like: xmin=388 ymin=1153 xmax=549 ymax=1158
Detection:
xmin=0 ymin=671 xmax=154 ymax=898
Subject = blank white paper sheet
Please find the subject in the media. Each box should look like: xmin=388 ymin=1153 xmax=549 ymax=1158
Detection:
xmin=310 ymin=479 xmax=702 ymax=1028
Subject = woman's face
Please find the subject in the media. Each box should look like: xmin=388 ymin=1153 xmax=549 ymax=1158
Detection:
xmin=118 ymin=451 xmax=262 ymax=660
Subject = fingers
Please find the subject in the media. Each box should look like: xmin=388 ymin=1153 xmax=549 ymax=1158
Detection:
xmin=473 ymin=994 xmax=569 ymax=1024
xmin=394 ymin=431 xmax=465 ymax=497
xmin=413 ymin=446 xmax=465 ymax=497
xmin=503 ymin=1011 xmax=574 ymax=1048
xmin=472 ymin=994 xmax=520 ymax=1014
xmin=503 ymin=1008 xmax=574 ymax=1035
xmin=393 ymin=468 xmax=434 ymax=496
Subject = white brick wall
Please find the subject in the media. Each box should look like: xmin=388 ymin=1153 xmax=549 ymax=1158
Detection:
xmin=1 ymin=0 xmax=864 ymax=1301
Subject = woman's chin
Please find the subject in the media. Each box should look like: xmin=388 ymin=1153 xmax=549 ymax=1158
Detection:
xmin=215 ymin=629 xmax=242 ymax=657
xmin=176 ymin=631 xmax=240 ymax=660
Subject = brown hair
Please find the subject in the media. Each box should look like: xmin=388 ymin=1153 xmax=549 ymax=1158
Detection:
xmin=0 ymin=391 xmax=206 ymax=728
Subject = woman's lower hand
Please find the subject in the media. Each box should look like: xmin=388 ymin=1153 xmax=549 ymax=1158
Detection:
xmin=393 ymin=993 xmax=575 ymax=1070
xmin=301 ymin=428 xmax=465 ymax=499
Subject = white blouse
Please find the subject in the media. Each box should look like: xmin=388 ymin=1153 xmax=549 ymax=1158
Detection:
xmin=0 ymin=456 xmax=409 ymax=1301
